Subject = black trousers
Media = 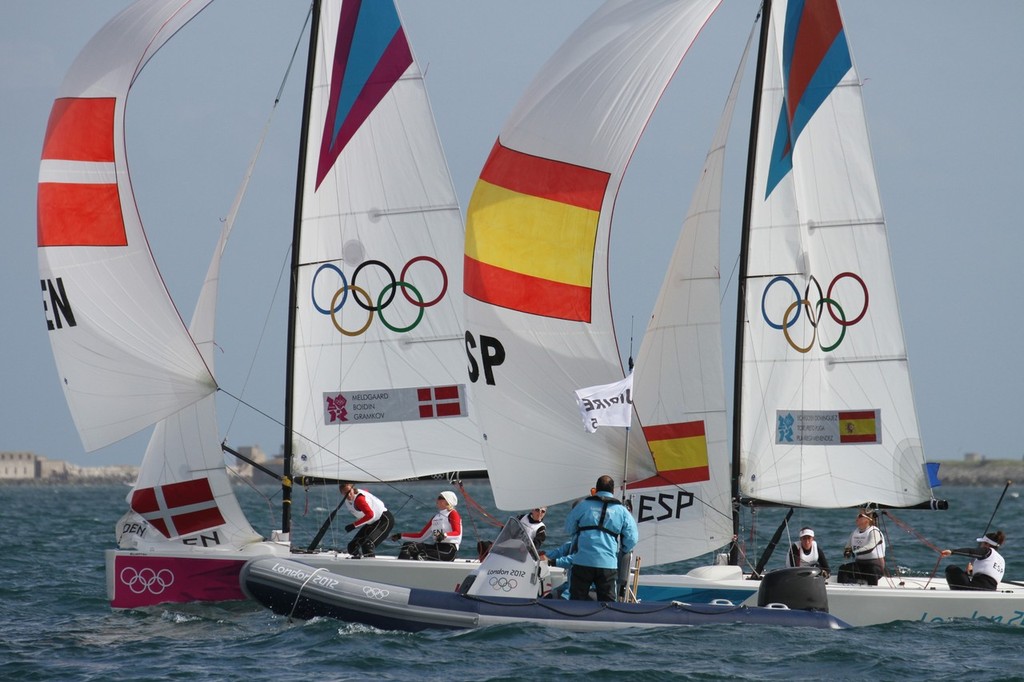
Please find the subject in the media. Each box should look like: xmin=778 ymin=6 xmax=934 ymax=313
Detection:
xmin=837 ymin=559 xmax=883 ymax=585
xmin=945 ymin=565 xmax=998 ymax=591
xmin=398 ymin=540 xmax=457 ymax=561
xmin=347 ymin=511 xmax=395 ymax=557
xmin=569 ymin=564 xmax=618 ymax=602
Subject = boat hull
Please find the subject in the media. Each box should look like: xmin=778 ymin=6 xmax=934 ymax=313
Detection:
xmin=636 ymin=567 xmax=1024 ymax=626
xmin=106 ymin=545 xmax=492 ymax=609
xmin=239 ymin=558 xmax=849 ymax=631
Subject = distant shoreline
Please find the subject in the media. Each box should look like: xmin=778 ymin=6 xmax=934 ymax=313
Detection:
xmin=1 ymin=459 xmax=1019 ymax=487
xmin=926 ymin=459 xmax=1021 ymax=487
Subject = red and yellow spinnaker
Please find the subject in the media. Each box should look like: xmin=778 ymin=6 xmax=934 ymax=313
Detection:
xmin=464 ymin=140 xmax=609 ymax=323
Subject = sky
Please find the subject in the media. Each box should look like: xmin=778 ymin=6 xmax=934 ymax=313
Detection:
xmin=3 ymin=0 xmax=1023 ymax=468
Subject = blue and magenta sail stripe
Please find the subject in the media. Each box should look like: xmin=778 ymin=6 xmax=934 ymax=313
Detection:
xmin=316 ymin=0 xmax=412 ymax=188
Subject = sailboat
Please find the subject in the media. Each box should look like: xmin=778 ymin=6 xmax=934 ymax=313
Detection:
xmin=462 ymin=0 xmax=1024 ymax=626
xmin=38 ymin=0 xmax=497 ymax=609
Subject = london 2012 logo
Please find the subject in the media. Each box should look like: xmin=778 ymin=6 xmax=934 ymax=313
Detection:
xmin=761 ymin=272 xmax=868 ymax=353
xmin=311 ymin=257 xmax=448 ymax=336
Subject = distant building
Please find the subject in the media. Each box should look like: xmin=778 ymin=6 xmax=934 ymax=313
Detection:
xmin=0 ymin=451 xmax=137 ymax=483
xmin=964 ymin=452 xmax=985 ymax=463
xmin=0 ymin=452 xmax=37 ymax=480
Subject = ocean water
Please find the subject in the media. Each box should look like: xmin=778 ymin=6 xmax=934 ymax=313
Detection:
xmin=3 ymin=481 xmax=1023 ymax=681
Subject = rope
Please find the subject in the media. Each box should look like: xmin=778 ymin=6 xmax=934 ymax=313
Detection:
xmin=924 ymin=555 xmax=944 ymax=590
xmin=288 ymin=567 xmax=328 ymax=623
xmin=455 ymin=480 xmax=504 ymax=530
xmin=881 ymin=510 xmax=942 ymax=553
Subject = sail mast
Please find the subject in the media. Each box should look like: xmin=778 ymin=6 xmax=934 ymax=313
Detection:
xmin=282 ymin=0 xmax=323 ymax=534
xmin=730 ymin=0 xmax=772 ymax=564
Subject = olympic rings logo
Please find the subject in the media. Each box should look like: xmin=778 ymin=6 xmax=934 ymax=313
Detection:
xmin=311 ymin=257 xmax=448 ymax=336
xmin=488 ymin=576 xmax=518 ymax=592
xmin=120 ymin=566 xmax=174 ymax=595
xmin=362 ymin=585 xmax=390 ymax=600
xmin=761 ymin=272 xmax=869 ymax=353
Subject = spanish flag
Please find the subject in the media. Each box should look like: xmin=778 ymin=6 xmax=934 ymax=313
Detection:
xmin=38 ymin=97 xmax=126 ymax=247
xmin=632 ymin=421 xmax=710 ymax=487
xmin=838 ymin=410 xmax=880 ymax=444
xmin=464 ymin=140 xmax=609 ymax=322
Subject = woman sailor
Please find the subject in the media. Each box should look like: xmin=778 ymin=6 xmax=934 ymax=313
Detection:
xmin=391 ymin=490 xmax=462 ymax=561
xmin=786 ymin=527 xmax=830 ymax=577
xmin=941 ymin=530 xmax=1006 ymax=591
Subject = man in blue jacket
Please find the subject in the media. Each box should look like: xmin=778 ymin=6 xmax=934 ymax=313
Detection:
xmin=563 ymin=474 xmax=639 ymax=601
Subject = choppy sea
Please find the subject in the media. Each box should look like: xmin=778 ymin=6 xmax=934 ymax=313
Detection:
xmin=3 ymin=480 xmax=1023 ymax=681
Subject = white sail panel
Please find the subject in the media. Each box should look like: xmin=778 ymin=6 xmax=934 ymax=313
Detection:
xmin=464 ymin=0 xmax=722 ymax=511
xmin=126 ymin=127 xmax=262 ymax=546
xmin=630 ymin=30 xmax=753 ymax=565
xmin=37 ymin=0 xmax=216 ymax=452
xmin=290 ymin=0 xmax=484 ymax=481
xmin=738 ymin=0 xmax=931 ymax=508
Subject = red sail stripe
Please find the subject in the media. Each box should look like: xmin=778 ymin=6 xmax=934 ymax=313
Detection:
xmin=37 ymin=182 xmax=126 ymax=247
xmin=631 ymin=467 xmax=711 ymax=488
xmin=41 ymin=98 xmax=115 ymax=162
xmin=464 ymin=254 xmax=592 ymax=323
xmin=643 ymin=420 xmax=706 ymax=441
xmin=478 ymin=140 xmax=607 ymax=211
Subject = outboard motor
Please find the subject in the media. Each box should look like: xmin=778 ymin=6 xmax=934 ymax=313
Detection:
xmin=460 ymin=518 xmax=552 ymax=598
xmin=757 ymin=566 xmax=829 ymax=612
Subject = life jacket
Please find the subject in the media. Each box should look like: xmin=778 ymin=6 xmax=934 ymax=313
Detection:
xmin=973 ymin=548 xmax=1006 ymax=584
xmin=574 ymin=495 xmax=625 ymax=539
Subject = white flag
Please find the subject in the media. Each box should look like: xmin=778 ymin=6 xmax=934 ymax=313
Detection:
xmin=574 ymin=373 xmax=634 ymax=433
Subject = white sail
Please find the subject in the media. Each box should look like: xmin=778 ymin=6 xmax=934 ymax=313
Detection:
xmin=737 ymin=0 xmax=932 ymax=508
xmin=464 ymin=0 xmax=722 ymax=512
xmin=37 ymin=0 xmax=216 ymax=452
xmin=630 ymin=30 xmax=754 ymax=566
xmin=126 ymin=155 xmax=261 ymax=547
xmin=289 ymin=0 xmax=484 ymax=481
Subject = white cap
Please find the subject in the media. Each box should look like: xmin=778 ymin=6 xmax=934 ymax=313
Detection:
xmin=976 ymin=535 xmax=1000 ymax=547
xmin=799 ymin=528 xmax=814 ymax=538
xmin=439 ymin=491 xmax=458 ymax=507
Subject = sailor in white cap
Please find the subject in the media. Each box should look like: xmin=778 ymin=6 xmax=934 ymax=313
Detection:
xmin=941 ymin=530 xmax=1006 ymax=590
xmin=391 ymin=490 xmax=463 ymax=561
xmin=786 ymin=527 xmax=830 ymax=577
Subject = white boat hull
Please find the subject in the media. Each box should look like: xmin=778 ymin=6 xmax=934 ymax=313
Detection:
xmin=636 ymin=566 xmax=1024 ymax=626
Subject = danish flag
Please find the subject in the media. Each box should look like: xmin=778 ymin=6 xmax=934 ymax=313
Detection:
xmin=130 ymin=478 xmax=225 ymax=539
xmin=418 ymin=385 xmax=463 ymax=418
